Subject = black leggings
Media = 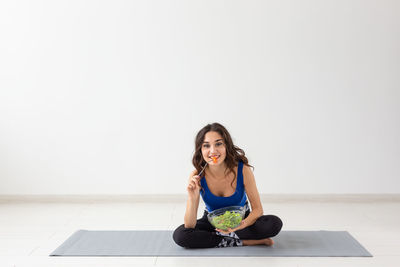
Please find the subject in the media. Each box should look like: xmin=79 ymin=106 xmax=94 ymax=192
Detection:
xmin=173 ymin=209 xmax=283 ymax=248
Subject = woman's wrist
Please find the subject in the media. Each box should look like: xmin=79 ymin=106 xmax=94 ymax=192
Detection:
xmin=188 ymin=193 xmax=200 ymax=201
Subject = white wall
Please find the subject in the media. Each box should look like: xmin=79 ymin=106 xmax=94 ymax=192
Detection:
xmin=1 ymin=0 xmax=399 ymax=194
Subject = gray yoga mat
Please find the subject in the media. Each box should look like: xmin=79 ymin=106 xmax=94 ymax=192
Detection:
xmin=50 ymin=230 xmax=372 ymax=257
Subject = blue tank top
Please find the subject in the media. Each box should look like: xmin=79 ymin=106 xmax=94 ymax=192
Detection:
xmin=200 ymin=161 xmax=248 ymax=212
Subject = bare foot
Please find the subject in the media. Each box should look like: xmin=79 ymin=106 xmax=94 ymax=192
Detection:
xmin=242 ymin=237 xmax=275 ymax=246
xmin=264 ymin=238 xmax=274 ymax=246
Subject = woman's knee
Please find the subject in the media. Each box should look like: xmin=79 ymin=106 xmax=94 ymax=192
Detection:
xmin=266 ymin=215 xmax=283 ymax=236
xmin=172 ymin=224 xmax=193 ymax=248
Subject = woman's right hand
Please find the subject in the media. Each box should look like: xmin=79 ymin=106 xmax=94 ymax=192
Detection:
xmin=187 ymin=171 xmax=201 ymax=198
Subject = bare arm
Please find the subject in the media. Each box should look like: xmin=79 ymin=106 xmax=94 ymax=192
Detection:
xmin=242 ymin=165 xmax=264 ymax=226
xmin=184 ymin=194 xmax=200 ymax=228
xmin=183 ymin=170 xmax=201 ymax=228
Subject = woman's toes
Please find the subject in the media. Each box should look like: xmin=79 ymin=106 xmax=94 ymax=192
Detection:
xmin=265 ymin=238 xmax=274 ymax=246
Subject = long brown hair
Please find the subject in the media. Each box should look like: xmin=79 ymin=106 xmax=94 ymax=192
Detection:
xmin=192 ymin=123 xmax=254 ymax=193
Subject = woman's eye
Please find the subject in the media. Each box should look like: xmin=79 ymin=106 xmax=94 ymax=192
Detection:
xmin=203 ymin=144 xmax=210 ymax=148
xmin=216 ymin=142 xmax=223 ymax=146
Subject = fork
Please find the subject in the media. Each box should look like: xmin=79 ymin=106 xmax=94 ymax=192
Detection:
xmin=198 ymin=159 xmax=213 ymax=177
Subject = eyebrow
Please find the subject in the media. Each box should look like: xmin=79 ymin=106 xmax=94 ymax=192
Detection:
xmin=203 ymin=139 xmax=223 ymax=143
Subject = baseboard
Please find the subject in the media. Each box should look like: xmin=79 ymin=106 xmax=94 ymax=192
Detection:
xmin=0 ymin=194 xmax=400 ymax=203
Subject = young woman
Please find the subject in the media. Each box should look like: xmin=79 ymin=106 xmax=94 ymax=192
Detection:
xmin=173 ymin=123 xmax=283 ymax=248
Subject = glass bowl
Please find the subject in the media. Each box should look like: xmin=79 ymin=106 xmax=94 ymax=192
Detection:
xmin=207 ymin=206 xmax=245 ymax=230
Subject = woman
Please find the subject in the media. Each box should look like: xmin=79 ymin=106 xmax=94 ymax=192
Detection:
xmin=173 ymin=122 xmax=283 ymax=248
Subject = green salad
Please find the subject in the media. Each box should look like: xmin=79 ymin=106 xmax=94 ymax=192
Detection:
xmin=211 ymin=210 xmax=242 ymax=230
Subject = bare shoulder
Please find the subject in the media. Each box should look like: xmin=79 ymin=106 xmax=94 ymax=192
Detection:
xmin=242 ymin=164 xmax=254 ymax=176
xmin=242 ymin=164 xmax=255 ymax=184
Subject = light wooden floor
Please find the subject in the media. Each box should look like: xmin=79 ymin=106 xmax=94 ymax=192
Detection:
xmin=1 ymin=196 xmax=399 ymax=267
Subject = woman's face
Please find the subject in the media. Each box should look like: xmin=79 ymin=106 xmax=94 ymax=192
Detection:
xmin=201 ymin=131 xmax=226 ymax=165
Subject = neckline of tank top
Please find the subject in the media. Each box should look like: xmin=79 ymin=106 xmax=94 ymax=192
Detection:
xmin=202 ymin=162 xmax=242 ymax=198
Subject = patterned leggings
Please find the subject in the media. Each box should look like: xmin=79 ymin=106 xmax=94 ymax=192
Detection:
xmin=173 ymin=208 xmax=283 ymax=248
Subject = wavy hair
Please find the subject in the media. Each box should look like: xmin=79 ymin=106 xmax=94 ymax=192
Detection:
xmin=192 ymin=123 xmax=254 ymax=193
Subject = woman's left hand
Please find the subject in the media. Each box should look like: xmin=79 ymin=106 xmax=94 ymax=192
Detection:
xmin=215 ymin=219 xmax=249 ymax=234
